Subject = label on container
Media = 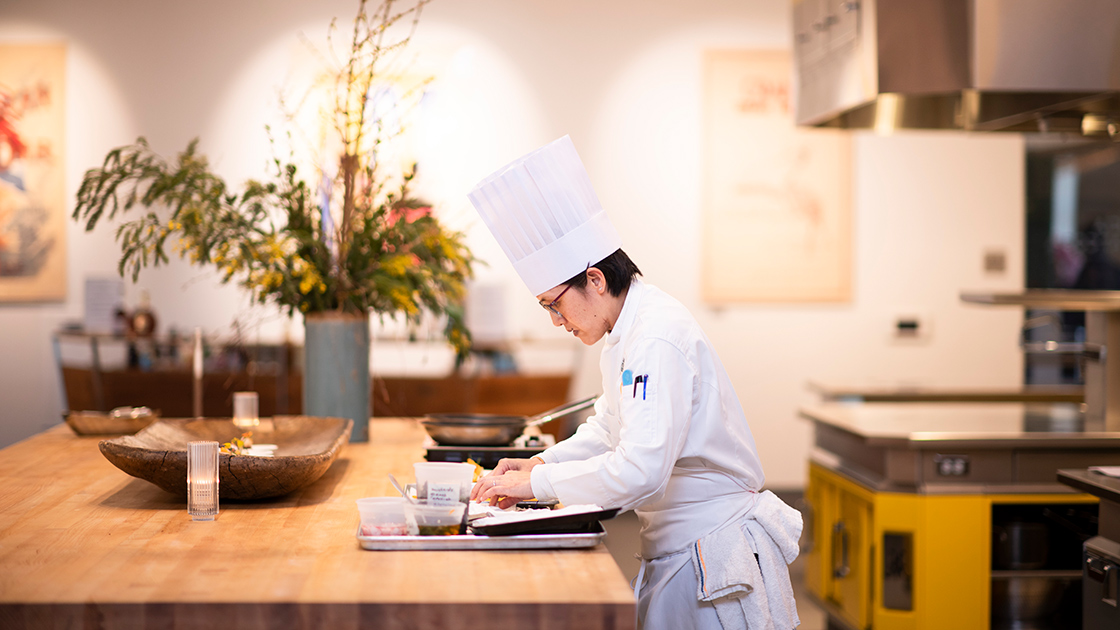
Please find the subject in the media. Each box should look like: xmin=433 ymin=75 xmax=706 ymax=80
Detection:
xmin=427 ymin=482 xmax=461 ymax=506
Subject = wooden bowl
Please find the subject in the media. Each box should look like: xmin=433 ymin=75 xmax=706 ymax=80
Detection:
xmin=99 ymin=416 xmax=352 ymax=500
xmin=65 ymin=409 xmax=160 ymax=436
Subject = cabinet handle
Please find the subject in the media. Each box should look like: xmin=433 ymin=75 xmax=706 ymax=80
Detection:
xmin=833 ymin=521 xmax=850 ymax=579
xmin=1105 ymin=564 xmax=1118 ymax=607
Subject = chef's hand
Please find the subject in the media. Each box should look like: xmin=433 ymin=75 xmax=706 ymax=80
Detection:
xmin=490 ymin=456 xmax=544 ymax=475
xmin=470 ymin=457 xmax=543 ymax=505
xmin=471 ymin=470 xmax=534 ymax=509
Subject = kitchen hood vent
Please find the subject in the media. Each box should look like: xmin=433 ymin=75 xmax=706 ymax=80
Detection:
xmin=793 ymin=0 xmax=1120 ymax=138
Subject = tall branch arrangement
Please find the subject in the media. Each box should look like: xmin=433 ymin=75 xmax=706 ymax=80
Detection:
xmin=72 ymin=0 xmax=475 ymax=361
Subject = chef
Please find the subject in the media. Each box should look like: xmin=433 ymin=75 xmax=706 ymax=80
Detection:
xmin=467 ymin=136 xmax=802 ymax=630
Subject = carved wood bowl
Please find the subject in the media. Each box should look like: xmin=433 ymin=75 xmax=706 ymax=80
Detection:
xmin=65 ymin=408 xmax=160 ymax=436
xmin=99 ymin=416 xmax=352 ymax=500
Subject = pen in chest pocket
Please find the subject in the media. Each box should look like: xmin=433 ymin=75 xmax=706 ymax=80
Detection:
xmin=632 ymin=374 xmax=648 ymax=400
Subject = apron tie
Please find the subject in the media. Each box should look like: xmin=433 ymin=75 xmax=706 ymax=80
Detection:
xmin=631 ymin=553 xmax=647 ymax=601
xmin=630 ymin=547 xmax=690 ymax=601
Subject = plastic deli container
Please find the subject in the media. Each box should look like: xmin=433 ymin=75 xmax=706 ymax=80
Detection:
xmin=413 ymin=462 xmax=475 ymax=504
xmin=357 ymin=497 xmax=417 ymax=536
xmin=411 ymin=500 xmax=467 ymax=536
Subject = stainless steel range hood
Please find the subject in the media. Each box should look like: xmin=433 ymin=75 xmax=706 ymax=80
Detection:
xmin=793 ymin=0 xmax=1120 ymax=138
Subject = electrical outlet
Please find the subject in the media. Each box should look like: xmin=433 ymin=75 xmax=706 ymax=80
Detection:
xmin=892 ymin=313 xmax=930 ymax=341
xmin=895 ymin=317 xmax=921 ymax=337
xmin=984 ymin=249 xmax=1007 ymax=274
xmin=934 ymin=454 xmax=970 ymax=477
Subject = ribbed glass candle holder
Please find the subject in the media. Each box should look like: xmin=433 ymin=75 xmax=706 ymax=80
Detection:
xmin=187 ymin=441 xmax=219 ymax=521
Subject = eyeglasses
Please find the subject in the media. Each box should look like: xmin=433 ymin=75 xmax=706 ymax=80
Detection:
xmin=540 ymin=263 xmax=590 ymax=317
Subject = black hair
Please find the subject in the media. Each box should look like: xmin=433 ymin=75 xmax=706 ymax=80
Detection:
xmin=563 ymin=248 xmax=642 ymax=297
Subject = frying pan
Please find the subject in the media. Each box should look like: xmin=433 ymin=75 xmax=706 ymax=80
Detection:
xmin=421 ymin=395 xmax=598 ymax=446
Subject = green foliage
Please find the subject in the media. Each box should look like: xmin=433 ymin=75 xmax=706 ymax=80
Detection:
xmin=72 ymin=139 xmax=475 ymax=362
xmin=71 ymin=0 xmax=476 ymax=363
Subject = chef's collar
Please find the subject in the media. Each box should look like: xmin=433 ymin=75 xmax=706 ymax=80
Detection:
xmin=605 ymin=278 xmax=644 ymax=348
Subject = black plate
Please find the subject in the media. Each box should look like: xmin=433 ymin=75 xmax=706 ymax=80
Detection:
xmin=470 ymin=507 xmax=620 ymax=536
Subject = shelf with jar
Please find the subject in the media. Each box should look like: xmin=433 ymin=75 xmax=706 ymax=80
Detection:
xmin=54 ymin=329 xmax=579 ymax=439
xmin=53 ymin=327 xmax=297 ymax=419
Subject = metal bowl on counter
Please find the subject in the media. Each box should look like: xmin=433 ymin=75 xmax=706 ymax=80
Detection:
xmin=992 ymin=521 xmax=1049 ymax=570
xmin=420 ymin=395 xmax=597 ymax=446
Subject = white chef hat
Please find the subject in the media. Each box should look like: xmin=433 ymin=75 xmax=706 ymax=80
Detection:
xmin=468 ymin=135 xmax=622 ymax=296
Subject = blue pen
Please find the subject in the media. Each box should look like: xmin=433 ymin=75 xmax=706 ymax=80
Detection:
xmin=642 ymin=375 xmax=648 ymax=400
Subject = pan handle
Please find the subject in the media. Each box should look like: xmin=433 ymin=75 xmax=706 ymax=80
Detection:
xmin=525 ymin=395 xmax=599 ymax=428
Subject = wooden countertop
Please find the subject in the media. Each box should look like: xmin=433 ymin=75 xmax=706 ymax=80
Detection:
xmin=0 ymin=419 xmax=635 ymax=630
xmin=799 ymin=402 xmax=1120 ymax=449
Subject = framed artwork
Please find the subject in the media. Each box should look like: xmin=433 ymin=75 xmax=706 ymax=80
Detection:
xmin=701 ymin=49 xmax=851 ymax=303
xmin=0 ymin=43 xmax=66 ymax=302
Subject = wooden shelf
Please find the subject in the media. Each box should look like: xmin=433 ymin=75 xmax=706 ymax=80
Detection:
xmin=55 ymin=331 xmax=577 ymax=439
xmin=60 ymin=368 xmax=574 ymax=439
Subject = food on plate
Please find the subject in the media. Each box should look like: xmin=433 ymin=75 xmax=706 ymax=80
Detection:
xmin=466 ymin=458 xmax=484 ymax=482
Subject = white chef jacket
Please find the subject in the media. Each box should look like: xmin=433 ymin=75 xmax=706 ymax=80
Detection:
xmin=530 ymin=278 xmax=765 ymax=560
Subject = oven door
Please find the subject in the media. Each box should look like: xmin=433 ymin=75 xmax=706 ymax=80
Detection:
xmin=1084 ymin=536 xmax=1120 ymax=630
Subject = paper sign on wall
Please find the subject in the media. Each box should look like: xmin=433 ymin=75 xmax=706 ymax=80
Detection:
xmin=701 ymin=50 xmax=851 ymax=303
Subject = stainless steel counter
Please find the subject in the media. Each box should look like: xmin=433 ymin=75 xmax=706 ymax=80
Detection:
xmin=960 ymin=290 xmax=1120 ymax=311
xmin=801 ymin=402 xmax=1120 ymax=493
xmin=808 ymin=381 xmax=1084 ymax=404
xmin=961 ymin=290 xmax=1120 ymax=432
xmin=1059 ymin=468 xmax=1120 ymax=542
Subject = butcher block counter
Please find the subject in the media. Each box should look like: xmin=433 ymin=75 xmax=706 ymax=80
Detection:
xmin=0 ymin=418 xmax=635 ymax=630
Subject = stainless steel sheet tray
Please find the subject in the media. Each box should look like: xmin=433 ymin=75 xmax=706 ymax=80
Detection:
xmin=356 ymin=522 xmax=606 ymax=550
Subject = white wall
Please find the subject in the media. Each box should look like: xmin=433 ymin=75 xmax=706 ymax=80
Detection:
xmin=0 ymin=0 xmax=1024 ymax=487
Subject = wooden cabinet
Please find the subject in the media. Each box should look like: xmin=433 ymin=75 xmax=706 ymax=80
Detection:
xmin=60 ymin=365 xmax=297 ymax=418
xmin=371 ymin=374 xmax=574 ymax=439
xmin=55 ymin=332 xmax=575 ymax=439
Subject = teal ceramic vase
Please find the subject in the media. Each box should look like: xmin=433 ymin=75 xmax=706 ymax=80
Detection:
xmin=303 ymin=312 xmax=370 ymax=443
